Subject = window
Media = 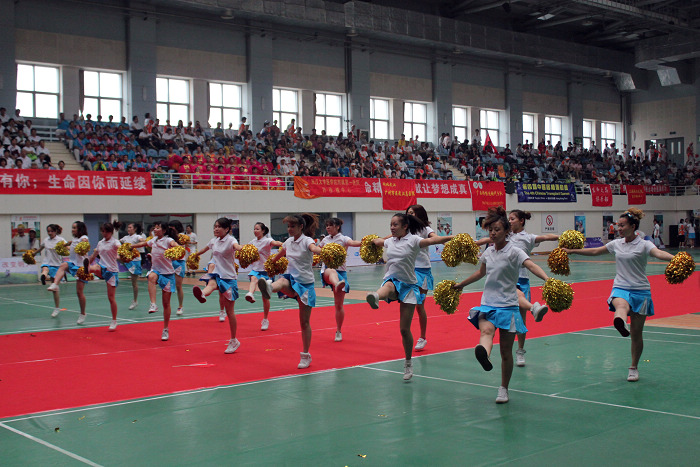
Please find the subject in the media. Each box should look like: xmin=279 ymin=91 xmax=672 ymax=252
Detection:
xmin=601 ymin=122 xmax=616 ymax=149
xmin=273 ymin=88 xmax=298 ymax=134
xmin=315 ymin=93 xmax=342 ymax=136
xmin=523 ymin=114 xmax=534 ymax=148
xmin=403 ymin=102 xmax=427 ymax=142
xmin=82 ymin=70 xmax=122 ymax=122
xmin=16 ymin=63 xmax=60 ymax=119
xmin=156 ymin=77 xmax=190 ymax=125
xmin=583 ymin=120 xmax=593 ymax=149
xmin=370 ymin=98 xmax=390 ymax=140
xmin=479 ymin=109 xmax=499 ymax=147
xmin=544 ymin=116 xmax=562 ymax=146
xmin=208 ymin=82 xmax=242 ymax=130
xmin=453 ymin=107 xmax=468 ymax=143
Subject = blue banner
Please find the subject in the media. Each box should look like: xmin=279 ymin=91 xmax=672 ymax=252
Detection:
xmin=516 ymin=183 xmax=577 ymax=203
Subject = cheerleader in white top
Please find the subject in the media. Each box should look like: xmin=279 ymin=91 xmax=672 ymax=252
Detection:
xmin=454 ymin=207 xmax=550 ymax=404
xmin=319 ymin=218 xmax=362 ymax=342
xmin=120 ymin=222 xmax=146 ymax=311
xmin=365 ymin=213 xmax=453 ymax=381
xmin=47 ymin=221 xmax=90 ymax=324
xmin=35 ymin=224 xmax=66 ymax=319
xmin=130 ymin=221 xmax=179 ymax=341
xmin=564 ymin=208 xmax=675 ymax=383
xmin=244 ymin=222 xmax=283 ymax=331
xmin=85 ymin=222 xmax=122 ymax=331
xmin=257 ymin=214 xmax=323 ymax=369
xmin=405 ymin=205 xmax=435 ymax=351
xmin=169 ymin=220 xmax=187 ymax=316
xmin=192 ymin=217 xmax=244 ymax=354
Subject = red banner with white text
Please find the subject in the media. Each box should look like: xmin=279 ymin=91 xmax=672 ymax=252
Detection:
xmin=294 ymin=176 xmax=382 ymax=199
xmin=625 ymin=185 xmax=647 ymax=205
xmin=620 ymin=184 xmax=670 ymax=195
xmin=415 ymin=180 xmax=471 ymax=198
xmin=0 ymin=170 xmax=151 ymax=196
xmin=590 ymin=184 xmax=613 ymax=207
xmin=381 ymin=179 xmax=417 ymax=211
xmin=470 ymin=181 xmax=505 ymax=211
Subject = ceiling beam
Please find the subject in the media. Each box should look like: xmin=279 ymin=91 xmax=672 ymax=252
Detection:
xmin=572 ymin=0 xmax=685 ymax=25
xmin=532 ymin=13 xmax=598 ymax=29
xmin=458 ymin=0 xmax=509 ymax=15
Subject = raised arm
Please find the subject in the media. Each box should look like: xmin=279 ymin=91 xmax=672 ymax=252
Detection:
xmin=563 ymin=245 xmax=608 ymax=256
xmin=196 ymin=245 xmax=210 ymax=256
xmin=270 ymin=247 xmax=287 ymax=262
xmin=345 ymin=239 xmax=362 ymax=248
xmin=535 ymin=233 xmax=559 ymax=243
xmin=523 ymin=258 xmax=549 ymax=282
xmin=308 ymin=243 xmax=323 ymax=255
xmin=650 ymin=247 xmax=674 ymax=262
xmin=453 ymin=262 xmax=487 ymax=289
xmin=372 ymin=237 xmax=386 ymax=248
xmin=475 ymin=237 xmax=491 ymax=247
xmin=419 ymin=234 xmax=453 ymax=248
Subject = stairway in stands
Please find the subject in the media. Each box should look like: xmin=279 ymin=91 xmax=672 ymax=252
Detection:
xmin=45 ymin=142 xmax=83 ymax=170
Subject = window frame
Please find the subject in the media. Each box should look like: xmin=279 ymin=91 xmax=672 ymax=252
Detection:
xmin=479 ymin=109 xmax=500 ymax=147
xmin=544 ymin=116 xmax=562 ymax=147
xmin=208 ymin=81 xmax=243 ymax=130
xmin=403 ymin=101 xmax=427 ymax=143
xmin=273 ymin=88 xmax=299 ymax=134
xmin=16 ymin=62 xmax=61 ymax=119
xmin=81 ymin=69 xmax=123 ymax=122
xmin=583 ymin=120 xmax=593 ymax=149
xmin=314 ymin=92 xmax=343 ymax=137
xmin=370 ymin=97 xmax=391 ymax=141
xmin=601 ymin=122 xmax=616 ymax=150
xmin=522 ymin=114 xmax=535 ymax=148
xmin=156 ymin=76 xmax=191 ymax=125
xmin=452 ymin=106 xmax=468 ymax=143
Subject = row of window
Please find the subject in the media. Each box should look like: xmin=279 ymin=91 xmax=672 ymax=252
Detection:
xmin=15 ymin=63 xmax=616 ymax=146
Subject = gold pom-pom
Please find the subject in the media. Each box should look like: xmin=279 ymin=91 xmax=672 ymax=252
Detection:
xmin=558 ymin=230 xmax=585 ymax=250
xmin=264 ymin=256 xmax=288 ymax=276
xmin=237 ymin=244 xmax=260 ymax=269
xmin=442 ymin=233 xmax=480 ymax=267
xmin=22 ymin=250 xmax=36 ymax=265
xmin=177 ymin=233 xmax=190 ymax=246
xmin=433 ymin=280 xmax=461 ymax=315
xmin=320 ymin=242 xmax=347 ymax=270
xmin=55 ymin=241 xmax=70 ymax=257
xmin=164 ymin=245 xmax=186 ymax=260
xmin=665 ymin=252 xmax=696 ymax=285
xmin=118 ymin=243 xmax=139 ymax=263
xmin=360 ymin=235 xmax=383 ymax=264
xmin=542 ymin=278 xmax=574 ymax=312
xmin=187 ymin=252 xmax=200 ymax=270
xmin=76 ymin=266 xmax=94 ymax=281
xmin=547 ymin=248 xmax=570 ymax=276
xmin=74 ymin=241 xmax=90 ymax=256
xmin=146 ymin=235 xmax=153 ymax=242
xmin=312 ymin=254 xmax=321 ymax=266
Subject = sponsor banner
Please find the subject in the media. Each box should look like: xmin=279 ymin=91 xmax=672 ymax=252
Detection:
xmin=294 ymin=176 xmax=382 ymax=198
xmin=585 ymin=238 xmax=604 ymax=248
xmin=541 ymin=213 xmax=558 ymax=234
xmin=625 ymin=185 xmax=647 ymax=205
xmin=415 ymin=180 xmax=471 ymax=198
xmin=590 ymin=184 xmax=613 ymax=207
xmin=0 ymin=257 xmax=39 ymax=284
xmin=381 ymin=179 xmax=417 ymax=211
xmin=516 ymin=182 xmax=577 ymax=203
xmin=0 ymin=170 xmax=151 ymax=196
xmin=470 ymin=181 xmax=505 ymax=211
xmin=436 ymin=213 xmax=452 ymax=236
xmin=620 ymin=184 xmax=670 ymax=195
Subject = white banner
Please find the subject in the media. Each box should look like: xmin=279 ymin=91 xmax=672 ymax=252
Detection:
xmin=0 ymin=257 xmax=39 ymax=284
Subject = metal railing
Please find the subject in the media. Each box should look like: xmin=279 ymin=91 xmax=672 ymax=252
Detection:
xmin=152 ymin=173 xmax=295 ymax=190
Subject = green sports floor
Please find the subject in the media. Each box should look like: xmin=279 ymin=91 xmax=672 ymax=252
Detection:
xmin=1 ymin=250 xmax=699 ymax=466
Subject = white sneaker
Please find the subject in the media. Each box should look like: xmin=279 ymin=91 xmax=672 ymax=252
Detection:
xmin=627 ymin=367 xmax=639 ymax=382
xmin=298 ymin=352 xmax=312 ymax=369
xmin=516 ymin=348 xmax=526 ymax=367
xmin=225 ymin=338 xmax=240 ymax=354
xmin=77 ymin=314 xmax=86 ymax=325
xmin=414 ymin=338 xmax=427 ymax=351
xmin=366 ymin=292 xmax=379 ymax=309
xmin=108 ymin=320 xmax=117 ymax=331
xmin=334 ymin=331 xmax=342 ymax=342
xmin=403 ymin=359 xmax=413 ymax=381
xmin=47 ymin=283 xmax=59 ymax=292
xmin=334 ymin=280 xmax=346 ymax=294
xmin=258 ymin=278 xmax=273 ymax=299
xmin=161 ymin=328 xmax=169 ymax=341
xmin=176 ymin=307 xmax=183 ymax=316
xmin=245 ymin=292 xmax=256 ymax=303
xmin=496 ymin=386 xmax=509 ymax=403
xmin=128 ymin=301 xmax=138 ymax=310
xmin=148 ymin=303 xmax=158 ymax=314
xmin=531 ymin=302 xmax=548 ymax=323
xmin=261 ymin=318 xmax=269 ymax=331
xmin=219 ymin=310 xmax=226 ymax=322
xmin=51 ymin=308 xmax=60 ymax=318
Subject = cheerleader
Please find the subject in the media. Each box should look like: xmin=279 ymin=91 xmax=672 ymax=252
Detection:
xmin=257 ymin=213 xmax=323 ymax=369
xmin=365 ymin=213 xmax=453 ymax=381
xmin=453 ymin=207 xmax=550 ymax=403
xmin=47 ymin=221 xmax=90 ymax=324
xmin=318 ymin=218 xmax=362 ymax=341
xmin=85 ymin=222 xmax=122 ymax=331
xmin=405 ymin=205 xmax=434 ymax=351
xmin=130 ymin=221 xmax=179 ymax=341
xmin=243 ymin=222 xmax=283 ymax=331
xmin=35 ymin=224 xmax=66 ymax=318
xmin=169 ymin=220 xmax=187 ymax=316
xmin=564 ymin=208 xmax=675 ymax=382
xmin=191 ymin=217 xmax=243 ymax=353
xmin=120 ymin=222 xmax=146 ymax=310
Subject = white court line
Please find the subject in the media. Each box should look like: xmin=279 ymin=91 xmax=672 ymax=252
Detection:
xmin=0 ymin=422 xmax=103 ymax=466
xmin=359 ymin=366 xmax=700 ymax=421
xmin=572 ymin=331 xmax=700 ymax=346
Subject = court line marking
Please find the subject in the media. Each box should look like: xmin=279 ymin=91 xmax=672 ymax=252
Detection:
xmin=0 ymin=422 xmax=103 ymax=466
xmin=572 ymin=331 xmax=700 ymax=346
xmin=359 ymin=366 xmax=700 ymax=421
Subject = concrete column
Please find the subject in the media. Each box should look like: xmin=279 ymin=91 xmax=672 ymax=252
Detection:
xmin=432 ymin=62 xmax=452 ymax=145
xmin=470 ymin=107 xmax=480 ymax=142
xmin=246 ymin=33 xmax=273 ymax=133
xmin=392 ymin=99 xmax=403 ymax=142
xmin=0 ymin=0 xmax=16 ymax=109
xmin=536 ymin=114 xmax=545 ymax=147
xmin=126 ymin=8 xmax=157 ymax=122
xmin=567 ymin=77 xmax=584 ymax=146
xmin=62 ymin=66 xmax=80 ymax=117
xmin=192 ymin=79 xmax=208 ymax=127
xmin=300 ymin=90 xmax=314 ymax=135
xmin=504 ymin=65 xmax=523 ymax=149
xmin=347 ymin=45 xmax=370 ymax=136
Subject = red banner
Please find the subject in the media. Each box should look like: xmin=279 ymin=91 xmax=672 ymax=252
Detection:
xmin=620 ymin=184 xmax=670 ymax=195
xmin=590 ymin=184 xmax=612 ymax=207
xmin=470 ymin=181 xmax=505 ymax=211
xmin=0 ymin=170 xmax=151 ymax=196
xmin=415 ymin=180 xmax=471 ymax=198
xmin=381 ymin=179 xmax=417 ymax=211
xmin=625 ymin=185 xmax=647 ymax=205
xmin=294 ymin=176 xmax=382 ymax=199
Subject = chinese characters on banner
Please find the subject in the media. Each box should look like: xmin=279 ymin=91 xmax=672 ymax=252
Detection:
xmin=0 ymin=170 xmax=152 ymax=196
xmin=293 ymin=176 xmax=382 ymax=198
xmin=414 ymin=180 xmax=471 ymax=198
xmin=625 ymin=185 xmax=647 ymax=205
xmin=470 ymin=181 xmax=505 ymax=211
xmin=516 ymin=183 xmax=577 ymax=203
xmin=620 ymin=184 xmax=670 ymax=195
xmin=589 ymin=184 xmax=613 ymax=207
xmin=381 ymin=179 xmax=417 ymax=211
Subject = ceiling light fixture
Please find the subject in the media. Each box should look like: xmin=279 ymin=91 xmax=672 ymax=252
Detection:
xmin=221 ymin=9 xmax=234 ymax=20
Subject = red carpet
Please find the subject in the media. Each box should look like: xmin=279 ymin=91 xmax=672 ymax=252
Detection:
xmin=1 ymin=274 xmax=697 ymax=418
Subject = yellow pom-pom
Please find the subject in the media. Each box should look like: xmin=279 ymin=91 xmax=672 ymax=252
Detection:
xmin=55 ymin=241 xmax=70 ymax=257
xmin=164 ymin=245 xmax=186 ymax=260
xmin=118 ymin=243 xmax=138 ymax=263
xmin=542 ymin=278 xmax=574 ymax=312
xmin=547 ymin=248 xmax=570 ymax=276
xmin=312 ymin=254 xmax=321 ymax=266
xmin=74 ymin=241 xmax=90 ymax=256
xmin=558 ymin=230 xmax=585 ymax=250
xmin=237 ymin=244 xmax=260 ymax=269
xmin=665 ymin=252 xmax=696 ymax=285
xmin=177 ymin=233 xmax=190 ymax=246
xmin=76 ymin=266 xmax=94 ymax=281
xmin=320 ymin=242 xmax=347 ymax=270
xmin=360 ymin=235 xmax=383 ymax=264
xmin=187 ymin=252 xmax=200 ymax=270
xmin=264 ymin=256 xmax=288 ymax=276
xmin=442 ymin=233 xmax=479 ymax=267
xmin=22 ymin=250 xmax=36 ymax=265
xmin=433 ymin=280 xmax=461 ymax=315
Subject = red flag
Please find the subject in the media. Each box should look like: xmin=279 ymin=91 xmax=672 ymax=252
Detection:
xmin=625 ymin=185 xmax=646 ymax=205
xmin=590 ymin=184 xmax=612 ymax=207
xmin=470 ymin=181 xmax=505 ymax=211
xmin=381 ymin=179 xmax=417 ymax=211
xmin=483 ymin=133 xmax=499 ymax=156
